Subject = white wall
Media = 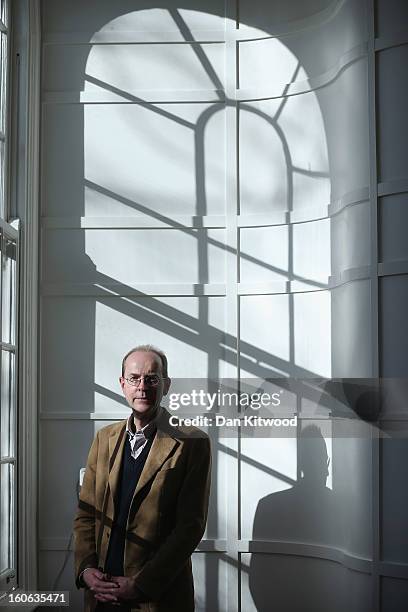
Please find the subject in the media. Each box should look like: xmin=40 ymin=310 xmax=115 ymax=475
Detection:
xmin=36 ymin=0 xmax=407 ymax=610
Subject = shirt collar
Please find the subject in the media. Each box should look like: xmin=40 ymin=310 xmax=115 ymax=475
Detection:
xmin=126 ymin=407 xmax=161 ymax=441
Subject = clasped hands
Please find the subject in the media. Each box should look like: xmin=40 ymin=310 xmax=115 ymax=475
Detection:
xmin=83 ymin=568 xmax=145 ymax=605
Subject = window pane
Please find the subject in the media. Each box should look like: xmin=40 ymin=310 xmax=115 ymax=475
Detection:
xmin=0 ymin=31 xmax=6 ymax=133
xmin=0 ymin=28 xmax=6 ymax=219
xmin=0 ymin=0 xmax=7 ymax=28
xmin=1 ymin=349 xmax=15 ymax=458
xmin=0 ymin=140 xmax=4 ymax=218
xmin=0 ymin=231 xmax=2 ymax=325
xmin=0 ymin=462 xmax=14 ymax=574
xmin=1 ymin=237 xmax=16 ymax=345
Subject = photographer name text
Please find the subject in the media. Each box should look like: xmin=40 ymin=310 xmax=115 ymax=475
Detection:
xmin=169 ymin=415 xmax=297 ymax=428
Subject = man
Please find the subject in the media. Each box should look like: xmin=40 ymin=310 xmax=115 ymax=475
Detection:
xmin=74 ymin=345 xmax=211 ymax=612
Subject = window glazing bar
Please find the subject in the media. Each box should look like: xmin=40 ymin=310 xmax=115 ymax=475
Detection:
xmin=0 ymin=218 xmax=17 ymax=239
xmin=0 ymin=342 xmax=15 ymax=352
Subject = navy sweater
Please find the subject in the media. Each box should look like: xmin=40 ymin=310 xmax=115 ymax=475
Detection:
xmin=104 ymin=435 xmax=154 ymax=576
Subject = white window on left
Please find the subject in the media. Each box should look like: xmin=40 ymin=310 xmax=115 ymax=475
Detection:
xmin=0 ymin=0 xmax=19 ymax=594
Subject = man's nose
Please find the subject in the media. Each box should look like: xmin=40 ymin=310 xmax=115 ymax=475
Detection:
xmin=138 ymin=376 xmax=147 ymax=390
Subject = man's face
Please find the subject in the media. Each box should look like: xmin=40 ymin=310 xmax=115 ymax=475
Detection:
xmin=120 ymin=351 xmax=170 ymax=422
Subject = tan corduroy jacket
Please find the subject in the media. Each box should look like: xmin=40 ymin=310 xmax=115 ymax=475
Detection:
xmin=73 ymin=408 xmax=211 ymax=612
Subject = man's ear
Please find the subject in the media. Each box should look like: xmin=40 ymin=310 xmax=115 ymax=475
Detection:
xmin=163 ymin=377 xmax=171 ymax=396
xmin=119 ymin=376 xmax=125 ymax=392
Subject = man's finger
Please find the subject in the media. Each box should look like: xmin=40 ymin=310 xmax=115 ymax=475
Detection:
xmin=94 ymin=593 xmax=118 ymax=602
xmin=93 ymin=578 xmax=119 ymax=590
xmin=91 ymin=582 xmax=120 ymax=593
xmin=94 ymin=570 xmax=105 ymax=579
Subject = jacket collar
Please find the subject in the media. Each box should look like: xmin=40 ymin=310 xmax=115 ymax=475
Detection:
xmin=107 ymin=407 xmax=180 ymax=502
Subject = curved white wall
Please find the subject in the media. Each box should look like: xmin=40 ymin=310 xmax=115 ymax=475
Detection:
xmin=37 ymin=0 xmax=407 ymax=610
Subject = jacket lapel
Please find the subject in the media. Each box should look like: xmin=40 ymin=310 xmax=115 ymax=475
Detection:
xmin=134 ymin=429 xmax=178 ymax=496
xmin=108 ymin=409 xmax=180 ymax=504
xmin=107 ymin=422 xmax=127 ymax=505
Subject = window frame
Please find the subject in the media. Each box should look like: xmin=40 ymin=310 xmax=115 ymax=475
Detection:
xmin=10 ymin=0 xmax=41 ymax=595
xmin=1 ymin=0 xmax=41 ymax=598
xmin=0 ymin=219 xmax=19 ymax=594
xmin=0 ymin=0 xmax=20 ymax=593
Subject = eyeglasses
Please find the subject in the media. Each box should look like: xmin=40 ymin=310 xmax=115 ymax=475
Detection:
xmin=123 ymin=374 xmax=161 ymax=388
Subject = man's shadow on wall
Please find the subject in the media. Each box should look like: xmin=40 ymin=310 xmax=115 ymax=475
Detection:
xmin=249 ymin=425 xmax=340 ymax=612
